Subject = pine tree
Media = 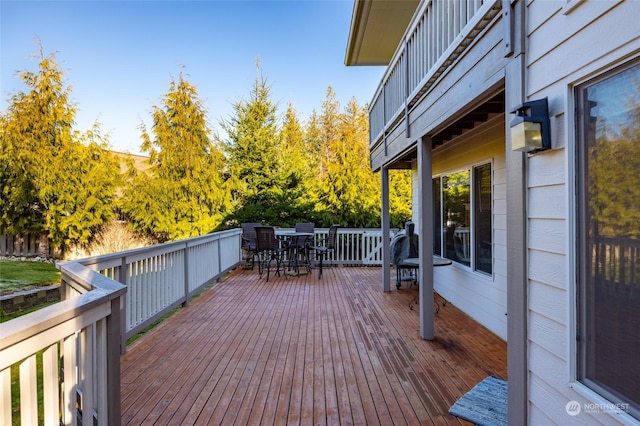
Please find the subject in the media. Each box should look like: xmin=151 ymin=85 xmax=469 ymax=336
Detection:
xmin=219 ymin=67 xmax=291 ymax=224
xmin=313 ymin=89 xmax=381 ymax=227
xmin=389 ymin=169 xmax=413 ymax=228
xmin=278 ymin=102 xmax=316 ymax=221
xmin=122 ymin=74 xmax=226 ymax=241
xmin=0 ymin=44 xmax=119 ymax=253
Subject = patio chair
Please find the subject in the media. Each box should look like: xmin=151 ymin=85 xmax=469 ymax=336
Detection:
xmin=293 ymin=222 xmax=315 ymax=271
xmin=310 ymin=224 xmax=340 ymax=279
xmin=241 ymin=222 xmax=260 ymax=269
xmin=254 ymin=226 xmax=285 ymax=282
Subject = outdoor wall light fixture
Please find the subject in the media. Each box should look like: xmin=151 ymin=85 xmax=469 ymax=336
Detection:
xmin=509 ymin=97 xmax=551 ymax=153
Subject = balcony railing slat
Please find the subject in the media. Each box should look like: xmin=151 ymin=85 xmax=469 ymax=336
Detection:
xmin=81 ymin=324 xmax=95 ymax=426
xmin=63 ymin=333 xmax=77 ymax=424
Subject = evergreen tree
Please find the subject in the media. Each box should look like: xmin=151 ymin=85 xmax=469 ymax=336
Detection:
xmin=122 ymin=74 xmax=226 ymax=241
xmin=280 ymin=101 xmax=308 ymax=183
xmin=0 ymin=44 xmax=119 ymax=253
xmin=304 ymin=110 xmax=323 ymax=173
xmin=388 ymin=169 xmax=413 ymax=229
xmin=589 ymin=83 xmax=640 ymax=238
xmin=314 ymin=89 xmax=381 ymax=227
xmin=278 ymin=102 xmax=316 ymax=221
xmin=219 ymin=67 xmax=293 ymax=225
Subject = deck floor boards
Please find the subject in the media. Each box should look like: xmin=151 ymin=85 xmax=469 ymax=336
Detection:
xmin=121 ymin=266 xmax=507 ymax=425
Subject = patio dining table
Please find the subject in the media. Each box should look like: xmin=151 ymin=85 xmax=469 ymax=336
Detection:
xmin=275 ymin=230 xmax=315 ymax=276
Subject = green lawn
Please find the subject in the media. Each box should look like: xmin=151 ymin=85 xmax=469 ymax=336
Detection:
xmin=0 ymin=260 xmax=60 ymax=294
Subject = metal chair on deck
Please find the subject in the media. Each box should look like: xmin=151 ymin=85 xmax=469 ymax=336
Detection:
xmin=293 ymin=222 xmax=315 ymax=273
xmin=311 ymin=224 xmax=340 ymax=279
xmin=255 ymin=226 xmax=285 ymax=282
xmin=241 ymin=223 xmax=260 ymax=269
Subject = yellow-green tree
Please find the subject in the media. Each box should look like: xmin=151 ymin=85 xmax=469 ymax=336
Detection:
xmin=0 ymin=45 xmax=119 ymax=253
xmin=313 ymin=88 xmax=381 ymax=227
xmin=588 ymin=90 xmax=640 ymax=238
xmin=388 ymin=169 xmax=412 ymax=228
xmin=220 ymin=70 xmax=315 ymax=226
xmin=123 ymin=74 xmax=226 ymax=241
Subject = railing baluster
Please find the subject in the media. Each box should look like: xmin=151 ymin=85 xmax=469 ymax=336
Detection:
xmin=81 ymin=324 xmax=94 ymax=426
xmin=19 ymin=355 xmax=38 ymax=425
xmin=43 ymin=343 xmax=60 ymax=425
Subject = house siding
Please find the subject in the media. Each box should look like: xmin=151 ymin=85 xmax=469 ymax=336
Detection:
xmin=354 ymin=0 xmax=639 ymax=422
xmin=411 ymin=115 xmax=508 ymax=340
xmin=523 ymin=0 xmax=640 ymax=423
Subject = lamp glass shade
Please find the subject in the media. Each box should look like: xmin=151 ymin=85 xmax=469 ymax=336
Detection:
xmin=511 ymin=121 xmax=543 ymax=152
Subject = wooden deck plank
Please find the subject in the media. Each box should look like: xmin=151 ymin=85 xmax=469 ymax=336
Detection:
xmin=195 ymin=273 xmax=285 ymax=424
xmin=329 ymin=272 xmax=390 ymax=426
xmin=121 ymin=266 xmax=507 ymax=425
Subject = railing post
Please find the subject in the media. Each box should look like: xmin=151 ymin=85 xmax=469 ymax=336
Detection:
xmin=107 ymin=296 xmax=122 ymax=426
xmin=183 ymin=243 xmax=190 ymax=307
xmin=118 ymin=256 xmax=128 ymax=354
xmin=217 ymin=235 xmax=222 ymax=284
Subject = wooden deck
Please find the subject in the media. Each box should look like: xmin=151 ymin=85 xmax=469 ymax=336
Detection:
xmin=120 ymin=266 xmax=507 ymax=425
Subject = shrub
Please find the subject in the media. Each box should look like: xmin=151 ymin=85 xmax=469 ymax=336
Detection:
xmin=65 ymin=221 xmax=157 ymax=260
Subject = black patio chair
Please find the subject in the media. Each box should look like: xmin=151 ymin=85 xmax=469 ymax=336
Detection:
xmin=254 ymin=226 xmax=285 ymax=282
xmin=241 ymin=222 xmax=260 ymax=269
xmin=311 ymin=224 xmax=340 ymax=279
xmin=293 ymin=222 xmax=315 ymax=272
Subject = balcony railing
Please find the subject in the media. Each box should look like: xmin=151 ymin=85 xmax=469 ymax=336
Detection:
xmin=0 ymin=227 xmax=395 ymax=425
xmin=368 ymin=0 xmax=502 ymax=146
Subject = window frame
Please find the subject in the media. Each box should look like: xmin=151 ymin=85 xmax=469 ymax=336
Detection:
xmin=432 ymin=161 xmax=493 ymax=275
xmin=575 ymin=57 xmax=640 ymax=420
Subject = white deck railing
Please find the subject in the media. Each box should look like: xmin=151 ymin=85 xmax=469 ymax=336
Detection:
xmin=0 ymin=227 xmax=396 ymax=425
xmin=368 ymin=0 xmax=502 ymax=144
xmin=1 ymin=261 xmax=126 ymax=426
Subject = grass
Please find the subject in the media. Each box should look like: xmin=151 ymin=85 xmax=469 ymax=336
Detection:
xmin=0 ymin=260 xmax=60 ymax=294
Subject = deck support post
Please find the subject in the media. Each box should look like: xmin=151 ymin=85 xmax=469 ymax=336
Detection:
xmin=505 ymin=0 xmax=528 ymax=423
xmin=418 ymin=136 xmax=435 ymax=340
xmin=381 ymin=166 xmax=391 ymax=292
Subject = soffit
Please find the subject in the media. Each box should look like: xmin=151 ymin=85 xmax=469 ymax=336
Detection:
xmin=388 ymin=92 xmax=505 ymax=169
xmin=345 ymin=0 xmax=420 ymax=66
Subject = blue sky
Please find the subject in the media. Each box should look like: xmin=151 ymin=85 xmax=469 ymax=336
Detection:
xmin=1 ymin=1 xmax=385 ymax=154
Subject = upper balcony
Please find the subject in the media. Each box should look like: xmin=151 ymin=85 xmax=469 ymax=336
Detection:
xmin=346 ymin=0 xmax=503 ymax=166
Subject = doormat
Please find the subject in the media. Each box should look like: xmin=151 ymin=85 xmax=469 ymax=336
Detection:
xmin=449 ymin=376 xmax=508 ymax=426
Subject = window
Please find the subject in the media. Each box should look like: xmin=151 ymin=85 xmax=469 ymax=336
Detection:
xmin=433 ymin=163 xmax=492 ymax=274
xmin=474 ymin=164 xmax=492 ymax=274
xmin=576 ymin=59 xmax=640 ymax=418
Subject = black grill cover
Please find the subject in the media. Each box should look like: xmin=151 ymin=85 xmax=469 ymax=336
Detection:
xmin=390 ymin=222 xmax=419 ymax=265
